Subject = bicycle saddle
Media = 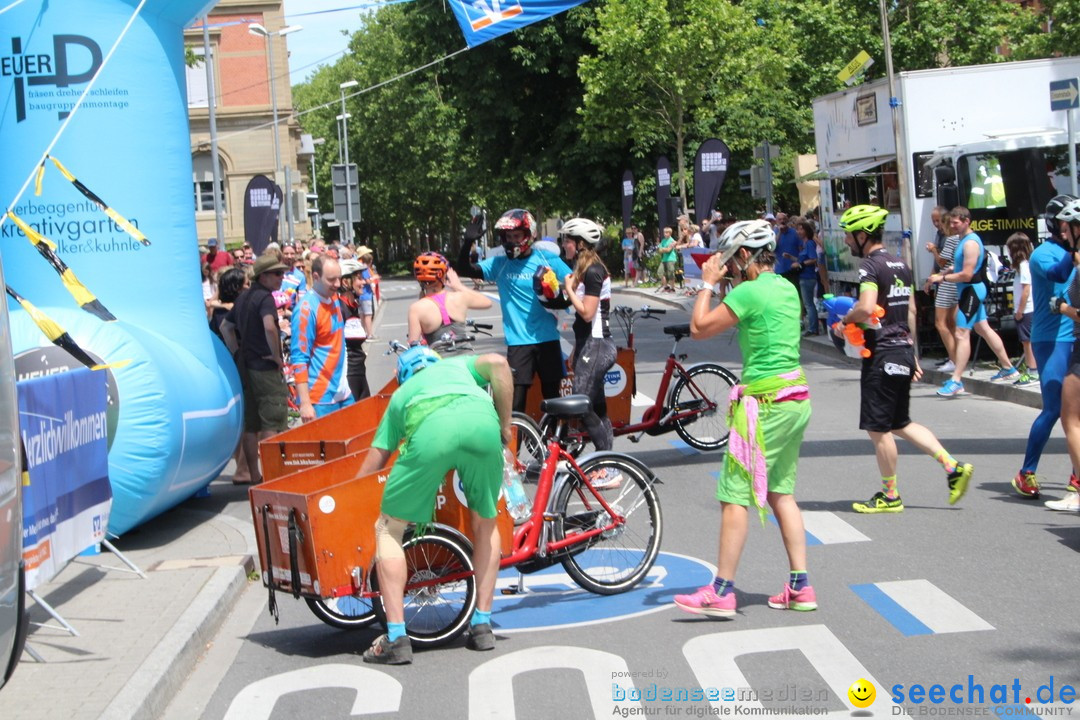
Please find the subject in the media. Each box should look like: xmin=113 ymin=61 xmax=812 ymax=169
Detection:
xmin=540 ymin=395 xmax=592 ymax=418
xmin=663 ymin=323 xmax=691 ymax=339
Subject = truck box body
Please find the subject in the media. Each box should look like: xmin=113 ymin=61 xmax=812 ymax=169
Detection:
xmin=813 ymin=56 xmax=1080 ymax=285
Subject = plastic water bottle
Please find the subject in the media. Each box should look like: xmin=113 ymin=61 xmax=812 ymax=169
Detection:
xmin=502 ymin=449 xmax=531 ymax=523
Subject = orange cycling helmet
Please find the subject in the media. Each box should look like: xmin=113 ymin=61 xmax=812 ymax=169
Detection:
xmin=413 ymin=252 xmax=449 ymax=283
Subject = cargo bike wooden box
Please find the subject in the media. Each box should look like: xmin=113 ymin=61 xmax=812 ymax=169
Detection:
xmin=250 ymin=393 xmax=664 ymax=648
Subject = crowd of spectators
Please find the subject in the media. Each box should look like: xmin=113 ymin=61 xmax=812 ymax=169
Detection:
xmin=204 ymin=236 xmax=380 ymax=483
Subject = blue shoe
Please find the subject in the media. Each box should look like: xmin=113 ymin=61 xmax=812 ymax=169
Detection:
xmin=937 ymin=379 xmax=965 ymax=397
xmin=989 ymin=367 xmax=1019 ymax=382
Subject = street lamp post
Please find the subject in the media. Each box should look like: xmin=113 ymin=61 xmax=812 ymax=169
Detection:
xmin=310 ymin=137 xmax=325 ymax=234
xmin=340 ymin=80 xmax=359 ymax=246
xmin=249 ymin=22 xmax=302 ymax=243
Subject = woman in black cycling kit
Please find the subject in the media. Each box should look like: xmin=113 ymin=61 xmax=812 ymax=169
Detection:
xmin=561 ymin=218 xmax=617 ymax=451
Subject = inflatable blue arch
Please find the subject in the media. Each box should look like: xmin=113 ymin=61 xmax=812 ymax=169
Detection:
xmin=0 ymin=0 xmax=241 ymax=535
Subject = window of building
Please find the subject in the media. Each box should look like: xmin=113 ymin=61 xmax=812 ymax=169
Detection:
xmin=185 ymin=46 xmax=212 ymax=109
xmin=193 ymin=153 xmax=226 ymax=212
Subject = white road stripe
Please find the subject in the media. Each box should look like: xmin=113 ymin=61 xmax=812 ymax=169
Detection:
xmin=800 ymin=511 xmax=870 ymax=544
xmin=630 ymin=393 xmax=654 ymax=407
xmin=875 ymin=579 xmax=994 ymax=634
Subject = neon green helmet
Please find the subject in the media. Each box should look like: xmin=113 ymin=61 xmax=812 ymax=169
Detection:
xmin=839 ymin=204 xmax=889 ymax=235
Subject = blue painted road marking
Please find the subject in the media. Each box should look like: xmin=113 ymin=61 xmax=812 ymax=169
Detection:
xmin=850 ymin=583 xmax=934 ymax=637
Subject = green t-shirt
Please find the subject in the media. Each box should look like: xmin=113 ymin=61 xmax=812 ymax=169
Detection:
xmin=659 ymin=238 xmax=677 ymax=263
xmin=372 ymin=356 xmax=491 ymax=450
xmin=721 ymin=272 xmax=802 ymax=384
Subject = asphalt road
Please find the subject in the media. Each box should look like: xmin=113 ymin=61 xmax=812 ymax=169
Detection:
xmin=167 ymin=278 xmax=1080 ymax=720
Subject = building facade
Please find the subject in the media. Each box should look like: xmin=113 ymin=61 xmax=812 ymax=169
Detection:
xmin=185 ymin=0 xmax=313 ymax=249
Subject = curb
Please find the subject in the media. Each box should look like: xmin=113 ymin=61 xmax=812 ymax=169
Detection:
xmin=616 ymin=286 xmax=1044 ymax=411
xmin=100 ymin=556 xmax=255 ymax=720
xmin=798 ymin=336 xmax=1043 ymax=410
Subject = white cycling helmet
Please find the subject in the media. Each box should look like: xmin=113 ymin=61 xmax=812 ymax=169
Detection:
xmin=559 ymin=217 xmax=604 ymax=246
xmin=715 ymin=219 xmax=776 ymax=266
xmin=1057 ymin=197 xmax=1080 ymax=225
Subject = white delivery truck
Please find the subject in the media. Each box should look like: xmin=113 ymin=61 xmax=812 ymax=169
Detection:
xmin=813 ymin=55 xmax=1080 ymax=287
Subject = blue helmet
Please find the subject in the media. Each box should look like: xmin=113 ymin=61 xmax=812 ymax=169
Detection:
xmin=396 ymin=346 xmax=441 ymax=384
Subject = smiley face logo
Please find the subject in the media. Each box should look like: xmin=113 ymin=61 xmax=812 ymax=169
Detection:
xmin=848 ymin=678 xmax=875 ymax=709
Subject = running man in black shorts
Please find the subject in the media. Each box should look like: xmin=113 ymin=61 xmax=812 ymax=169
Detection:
xmin=838 ymin=205 xmax=974 ymax=514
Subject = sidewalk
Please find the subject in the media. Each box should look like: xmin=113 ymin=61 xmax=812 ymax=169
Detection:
xmin=0 ymin=295 xmax=400 ymax=720
xmin=615 ymin=285 xmax=1044 ymax=410
xmin=0 ymin=475 xmax=257 ymax=720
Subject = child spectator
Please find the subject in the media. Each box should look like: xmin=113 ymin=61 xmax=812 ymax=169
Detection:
xmin=1006 ymin=232 xmax=1037 ymax=386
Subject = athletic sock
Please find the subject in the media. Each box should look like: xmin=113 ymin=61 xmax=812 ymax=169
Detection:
xmin=789 ymin=571 xmax=808 ymax=592
xmin=711 ymin=576 xmax=734 ymax=597
xmin=934 ymin=449 xmax=959 ymax=474
xmin=387 ymin=622 xmax=406 ymax=642
xmin=471 ymin=609 xmax=491 ymax=627
xmin=881 ymin=474 xmax=898 ymax=500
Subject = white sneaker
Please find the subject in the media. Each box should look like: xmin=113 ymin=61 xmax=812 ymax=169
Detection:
xmin=1045 ymin=493 xmax=1080 ymax=512
xmin=938 ymin=360 xmax=956 ymax=373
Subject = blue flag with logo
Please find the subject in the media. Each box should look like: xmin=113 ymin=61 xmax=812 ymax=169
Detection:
xmin=448 ymin=0 xmax=589 ymax=47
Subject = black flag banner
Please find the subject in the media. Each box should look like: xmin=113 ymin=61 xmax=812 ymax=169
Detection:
xmin=694 ymin=138 xmax=732 ymax=225
xmin=621 ymin=170 xmax=634 ymax=230
xmin=656 ymin=157 xmax=672 ymax=233
xmin=243 ymin=175 xmax=282 ymax=255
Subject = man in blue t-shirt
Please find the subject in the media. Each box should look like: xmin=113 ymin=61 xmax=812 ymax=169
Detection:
xmin=773 ymin=213 xmax=801 ymax=287
xmin=457 ymin=208 xmax=572 ymax=411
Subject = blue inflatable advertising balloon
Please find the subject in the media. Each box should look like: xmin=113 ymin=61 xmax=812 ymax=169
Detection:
xmin=0 ymin=0 xmax=242 ymax=535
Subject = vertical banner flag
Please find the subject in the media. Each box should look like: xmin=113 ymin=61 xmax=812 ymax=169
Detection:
xmin=244 ymin=175 xmax=283 ymax=255
xmin=19 ymin=367 xmax=110 ymax=590
xmin=621 ymin=170 xmax=634 ymax=230
xmin=694 ymin=138 xmax=732 ymax=225
xmin=656 ymin=157 xmax=672 ymax=233
xmin=448 ymin=0 xmax=591 ymax=47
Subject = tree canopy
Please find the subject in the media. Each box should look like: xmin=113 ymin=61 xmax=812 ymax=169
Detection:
xmin=291 ymin=0 xmax=1055 ymax=257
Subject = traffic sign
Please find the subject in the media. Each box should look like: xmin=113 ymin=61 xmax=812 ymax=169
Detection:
xmin=838 ymin=50 xmax=873 ymax=86
xmin=1050 ymin=78 xmax=1079 ymax=111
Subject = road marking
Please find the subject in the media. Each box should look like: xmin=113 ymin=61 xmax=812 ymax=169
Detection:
xmin=669 ymin=439 xmax=699 ymax=455
xmin=683 ymin=625 xmax=899 ymax=714
xmin=766 ymin=511 xmax=870 ymax=546
xmin=469 ymin=646 xmax=636 ymax=719
xmin=856 ymin=579 xmax=994 ymax=635
xmin=630 ymin=392 xmax=654 ymax=407
xmin=222 ymin=664 xmax=401 ymax=719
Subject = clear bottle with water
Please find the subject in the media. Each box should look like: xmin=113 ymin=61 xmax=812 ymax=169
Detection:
xmin=502 ymin=448 xmax=531 ymax=523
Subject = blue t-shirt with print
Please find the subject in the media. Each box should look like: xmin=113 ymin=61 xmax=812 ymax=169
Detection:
xmin=479 ymin=247 xmax=572 ymax=346
xmin=774 ymin=226 xmax=800 ymax=274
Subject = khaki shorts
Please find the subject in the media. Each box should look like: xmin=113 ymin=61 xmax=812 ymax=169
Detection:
xmin=242 ymin=367 xmax=288 ymax=433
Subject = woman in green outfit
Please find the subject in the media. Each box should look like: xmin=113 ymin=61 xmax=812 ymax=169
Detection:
xmin=673 ymin=219 xmax=816 ymax=618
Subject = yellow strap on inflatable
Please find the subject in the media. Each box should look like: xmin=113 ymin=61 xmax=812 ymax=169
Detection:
xmin=48 ymin=156 xmax=150 ymax=246
xmin=34 ymin=162 xmax=45 ymax=197
xmin=6 ymin=212 xmax=57 ymax=250
xmin=60 ymin=268 xmax=98 ymax=306
xmin=5 ymin=284 xmax=107 ymax=369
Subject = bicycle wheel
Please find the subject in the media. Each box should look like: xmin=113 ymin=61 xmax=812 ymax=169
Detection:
xmin=370 ymin=532 xmax=476 ymax=648
xmin=670 ymin=363 xmax=737 ymax=451
xmin=553 ymin=457 xmax=662 ymax=595
xmin=511 ymin=412 xmax=546 ymax=476
xmin=305 ymin=596 xmax=377 ymax=630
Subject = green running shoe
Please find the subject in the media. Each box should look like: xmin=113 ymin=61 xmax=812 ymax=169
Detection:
xmin=948 ymin=463 xmax=974 ymax=505
xmin=853 ymin=491 xmax=904 ymax=514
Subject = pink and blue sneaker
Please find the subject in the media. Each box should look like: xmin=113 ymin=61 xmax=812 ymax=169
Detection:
xmin=767 ymin=584 xmax=818 ymax=611
xmin=673 ymin=585 xmax=736 ymax=617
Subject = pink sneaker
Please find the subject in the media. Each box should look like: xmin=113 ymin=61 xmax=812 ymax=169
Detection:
xmin=673 ymin=585 xmax=736 ymax=617
xmin=768 ymin=584 xmax=818 ymax=611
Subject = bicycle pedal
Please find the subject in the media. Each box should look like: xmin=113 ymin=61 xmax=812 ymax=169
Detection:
xmin=501 ymin=585 xmax=520 ymax=595
xmin=628 ymin=433 xmax=644 ymax=443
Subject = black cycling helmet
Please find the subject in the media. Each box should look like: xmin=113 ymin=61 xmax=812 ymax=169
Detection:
xmin=1046 ymin=194 xmax=1078 ymax=242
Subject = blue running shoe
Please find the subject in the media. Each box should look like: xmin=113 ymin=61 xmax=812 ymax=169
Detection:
xmin=990 ymin=367 xmax=1019 ymax=382
xmin=937 ymin=379 xmax=965 ymax=397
